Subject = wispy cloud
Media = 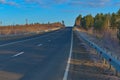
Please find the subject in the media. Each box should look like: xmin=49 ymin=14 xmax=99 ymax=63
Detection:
xmin=53 ymin=0 xmax=68 ymax=4
xmin=0 ymin=0 xmax=120 ymax=8
xmin=25 ymin=0 xmax=51 ymax=7
xmin=62 ymin=9 xmax=89 ymax=13
xmin=113 ymin=1 xmax=120 ymax=7
xmin=24 ymin=0 xmax=114 ymax=8
xmin=68 ymin=0 xmax=111 ymax=8
xmin=25 ymin=0 xmax=68 ymax=4
xmin=0 ymin=0 xmax=18 ymax=6
xmin=25 ymin=0 xmax=68 ymax=7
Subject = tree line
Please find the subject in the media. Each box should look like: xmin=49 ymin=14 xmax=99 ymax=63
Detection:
xmin=75 ymin=9 xmax=120 ymax=42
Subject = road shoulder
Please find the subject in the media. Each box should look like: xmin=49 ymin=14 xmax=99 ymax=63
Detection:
xmin=67 ymin=31 xmax=120 ymax=80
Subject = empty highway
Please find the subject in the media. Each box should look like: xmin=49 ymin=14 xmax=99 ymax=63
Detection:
xmin=0 ymin=28 xmax=72 ymax=80
xmin=0 ymin=27 xmax=119 ymax=80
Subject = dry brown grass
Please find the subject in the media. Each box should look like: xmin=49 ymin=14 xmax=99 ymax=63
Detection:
xmin=0 ymin=22 xmax=63 ymax=35
xmin=75 ymin=27 xmax=120 ymax=57
xmin=0 ymin=71 xmax=23 ymax=80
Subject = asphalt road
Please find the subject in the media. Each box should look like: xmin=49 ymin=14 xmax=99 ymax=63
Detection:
xmin=0 ymin=27 xmax=72 ymax=80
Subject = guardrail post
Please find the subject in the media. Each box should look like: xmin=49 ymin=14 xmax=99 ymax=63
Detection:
xmin=108 ymin=64 xmax=111 ymax=70
xmin=99 ymin=54 xmax=103 ymax=61
xmin=98 ymin=53 xmax=100 ymax=58
xmin=103 ymin=58 xmax=107 ymax=64
xmin=116 ymin=56 xmax=119 ymax=61
xmin=115 ymin=69 xmax=118 ymax=76
xmin=79 ymin=31 xmax=120 ymax=77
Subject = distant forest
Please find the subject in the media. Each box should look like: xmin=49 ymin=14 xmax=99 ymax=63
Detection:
xmin=75 ymin=9 xmax=120 ymax=42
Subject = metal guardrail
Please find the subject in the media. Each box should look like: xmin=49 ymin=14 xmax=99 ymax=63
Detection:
xmin=79 ymin=33 xmax=120 ymax=73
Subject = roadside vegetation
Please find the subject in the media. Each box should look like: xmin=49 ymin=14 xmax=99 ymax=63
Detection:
xmin=74 ymin=9 xmax=120 ymax=44
xmin=74 ymin=9 xmax=120 ymax=60
xmin=0 ymin=22 xmax=64 ymax=35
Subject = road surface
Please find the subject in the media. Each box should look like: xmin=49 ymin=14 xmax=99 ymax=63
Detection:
xmin=0 ymin=27 xmax=119 ymax=80
xmin=0 ymin=28 xmax=72 ymax=80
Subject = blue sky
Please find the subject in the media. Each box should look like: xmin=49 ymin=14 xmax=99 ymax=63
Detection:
xmin=0 ymin=0 xmax=120 ymax=26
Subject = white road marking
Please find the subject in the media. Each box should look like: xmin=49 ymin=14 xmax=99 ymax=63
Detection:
xmin=48 ymin=40 xmax=51 ymax=42
xmin=12 ymin=52 xmax=24 ymax=57
xmin=37 ymin=44 xmax=43 ymax=46
xmin=63 ymin=30 xmax=73 ymax=80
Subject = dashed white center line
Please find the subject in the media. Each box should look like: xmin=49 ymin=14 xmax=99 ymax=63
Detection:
xmin=12 ymin=52 xmax=24 ymax=57
xmin=37 ymin=44 xmax=43 ymax=46
xmin=48 ymin=40 xmax=51 ymax=42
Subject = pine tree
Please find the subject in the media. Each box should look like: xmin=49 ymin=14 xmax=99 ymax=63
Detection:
xmin=84 ymin=14 xmax=94 ymax=29
xmin=111 ymin=13 xmax=117 ymax=29
xmin=75 ymin=15 xmax=82 ymax=27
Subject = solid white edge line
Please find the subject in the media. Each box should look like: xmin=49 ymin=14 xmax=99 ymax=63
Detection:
xmin=63 ymin=29 xmax=73 ymax=80
xmin=12 ymin=52 xmax=24 ymax=57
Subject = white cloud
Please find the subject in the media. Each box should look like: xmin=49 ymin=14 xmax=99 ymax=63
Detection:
xmin=68 ymin=0 xmax=111 ymax=8
xmin=25 ymin=0 xmax=68 ymax=7
xmin=0 ymin=0 xmax=6 ymax=3
xmin=0 ymin=0 xmax=119 ymax=8
xmin=0 ymin=0 xmax=18 ymax=6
